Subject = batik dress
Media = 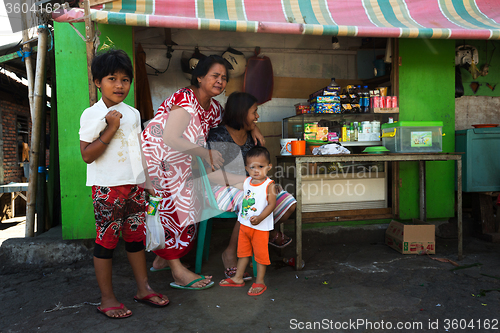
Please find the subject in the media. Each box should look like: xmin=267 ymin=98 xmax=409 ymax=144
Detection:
xmin=141 ymin=88 xmax=222 ymax=259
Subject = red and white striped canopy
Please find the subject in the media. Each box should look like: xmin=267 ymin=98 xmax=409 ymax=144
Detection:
xmin=53 ymin=0 xmax=500 ymax=39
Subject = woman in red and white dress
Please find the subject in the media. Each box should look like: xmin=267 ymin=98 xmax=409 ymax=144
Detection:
xmin=142 ymin=55 xmax=264 ymax=289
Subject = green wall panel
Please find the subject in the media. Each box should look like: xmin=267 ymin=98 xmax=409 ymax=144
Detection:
xmin=457 ymin=40 xmax=500 ymax=97
xmin=54 ymin=23 xmax=134 ymax=239
xmin=398 ymin=39 xmax=455 ymax=219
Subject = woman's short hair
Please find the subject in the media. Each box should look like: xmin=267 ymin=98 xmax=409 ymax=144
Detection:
xmin=91 ymin=49 xmax=134 ymax=83
xmin=223 ymin=92 xmax=258 ymax=131
xmin=190 ymin=55 xmax=231 ymax=87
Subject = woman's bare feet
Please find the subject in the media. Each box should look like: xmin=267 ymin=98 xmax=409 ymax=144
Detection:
xmin=152 ymin=255 xmax=190 ymax=271
xmin=222 ymin=249 xmax=238 ymax=270
xmin=170 ymin=260 xmax=212 ymax=288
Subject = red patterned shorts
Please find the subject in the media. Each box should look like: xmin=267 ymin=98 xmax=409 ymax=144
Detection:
xmin=92 ymin=185 xmax=146 ymax=249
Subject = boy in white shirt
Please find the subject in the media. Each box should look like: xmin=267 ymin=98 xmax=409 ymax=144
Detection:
xmin=219 ymin=146 xmax=276 ymax=296
xmin=79 ymin=49 xmax=168 ymax=319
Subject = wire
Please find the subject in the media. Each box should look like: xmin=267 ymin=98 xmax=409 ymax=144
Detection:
xmin=145 ymin=57 xmax=171 ymax=76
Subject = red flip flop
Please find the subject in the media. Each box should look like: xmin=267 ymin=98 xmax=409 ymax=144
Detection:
xmin=219 ymin=278 xmax=245 ymax=287
xmin=133 ymin=293 xmax=169 ymax=307
xmin=248 ymin=283 xmax=267 ymax=296
xmin=97 ymin=303 xmax=132 ymax=319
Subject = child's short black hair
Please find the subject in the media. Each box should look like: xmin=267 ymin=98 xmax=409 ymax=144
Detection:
xmin=91 ymin=49 xmax=134 ymax=83
xmin=223 ymin=92 xmax=258 ymax=131
xmin=244 ymin=146 xmax=271 ymax=165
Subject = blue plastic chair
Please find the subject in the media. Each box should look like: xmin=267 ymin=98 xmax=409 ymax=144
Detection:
xmin=194 ymin=156 xmax=257 ymax=277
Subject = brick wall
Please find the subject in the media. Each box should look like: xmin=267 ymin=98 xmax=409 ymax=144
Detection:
xmin=0 ymin=98 xmax=51 ymax=184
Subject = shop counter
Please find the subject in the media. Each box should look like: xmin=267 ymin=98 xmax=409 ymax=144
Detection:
xmin=276 ymin=153 xmax=463 ymax=270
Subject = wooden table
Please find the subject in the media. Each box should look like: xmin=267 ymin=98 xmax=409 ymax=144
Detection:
xmin=0 ymin=183 xmax=29 ymax=218
xmin=276 ymin=153 xmax=463 ymax=270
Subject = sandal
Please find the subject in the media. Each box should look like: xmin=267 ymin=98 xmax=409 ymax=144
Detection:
xmin=224 ymin=267 xmax=252 ymax=281
xmin=269 ymin=232 xmax=292 ymax=248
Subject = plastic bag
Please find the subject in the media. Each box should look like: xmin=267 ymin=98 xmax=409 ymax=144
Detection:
xmin=145 ymin=210 xmax=165 ymax=252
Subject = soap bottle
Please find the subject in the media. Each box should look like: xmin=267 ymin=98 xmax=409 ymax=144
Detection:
xmin=349 ymin=122 xmax=354 ymax=142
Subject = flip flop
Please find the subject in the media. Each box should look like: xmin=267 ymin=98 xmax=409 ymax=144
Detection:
xmin=248 ymin=283 xmax=267 ymax=296
xmin=219 ymin=278 xmax=245 ymax=287
xmin=224 ymin=267 xmax=253 ymax=281
xmin=133 ymin=293 xmax=169 ymax=307
xmin=97 ymin=303 xmax=132 ymax=319
xmin=170 ymin=275 xmax=215 ymax=290
xmin=150 ymin=266 xmax=171 ymax=272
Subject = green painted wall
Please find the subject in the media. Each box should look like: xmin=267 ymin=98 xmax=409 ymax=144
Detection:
xmin=398 ymin=39 xmax=456 ymax=219
xmin=456 ymin=40 xmax=500 ymax=97
xmin=54 ymin=22 xmax=134 ymax=239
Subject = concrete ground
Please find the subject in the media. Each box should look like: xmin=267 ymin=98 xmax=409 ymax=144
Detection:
xmin=1 ymin=217 xmax=500 ymax=332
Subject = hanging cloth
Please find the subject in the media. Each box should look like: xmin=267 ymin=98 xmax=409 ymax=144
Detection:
xmin=135 ymin=43 xmax=154 ymax=121
xmin=243 ymin=47 xmax=273 ymax=105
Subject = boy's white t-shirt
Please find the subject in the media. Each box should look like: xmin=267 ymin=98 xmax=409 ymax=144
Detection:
xmin=238 ymin=177 xmax=274 ymax=231
xmin=79 ymin=99 xmax=145 ymax=187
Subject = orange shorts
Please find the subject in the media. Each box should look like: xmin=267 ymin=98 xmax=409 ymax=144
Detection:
xmin=237 ymin=224 xmax=270 ymax=266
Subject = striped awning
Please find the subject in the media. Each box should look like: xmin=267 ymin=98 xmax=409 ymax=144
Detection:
xmin=53 ymin=0 xmax=500 ymax=39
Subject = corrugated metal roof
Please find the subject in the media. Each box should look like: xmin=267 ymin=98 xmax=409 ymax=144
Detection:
xmin=53 ymin=0 xmax=500 ymax=39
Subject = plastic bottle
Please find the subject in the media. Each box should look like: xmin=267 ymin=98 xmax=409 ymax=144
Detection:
xmin=341 ymin=123 xmax=347 ymax=142
xmin=349 ymin=122 xmax=354 ymax=142
xmin=362 ymin=85 xmax=370 ymax=113
xmin=354 ymin=122 xmax=359 ymax=141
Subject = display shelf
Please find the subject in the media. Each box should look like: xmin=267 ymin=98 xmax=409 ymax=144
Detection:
xmin=341 ymin=141 xmax=382 ymax=146
xmin=282 ymin=112 xmax=399 ymax=143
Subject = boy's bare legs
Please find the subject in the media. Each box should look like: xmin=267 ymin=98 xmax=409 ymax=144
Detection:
xmin=94 ymin=257 xmax=132 ymax=318
xmin=221 ymin=221 xmax=239 ymax=269
xmin=169 ymin=259 xmax=213 ymax=287
xmin=248 ymin=263 xmax=266 ymax=294
xmin=127 ymin=250 xmax=168 ymax=305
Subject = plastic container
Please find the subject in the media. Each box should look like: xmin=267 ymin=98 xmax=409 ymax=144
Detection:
xmin=381 ymin=121 xmax=443 ymax=153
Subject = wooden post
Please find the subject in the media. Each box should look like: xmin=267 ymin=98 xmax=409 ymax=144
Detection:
xmin=26 ymin=27 xmax=48 ymax=237
xmin=84 ymin=0 xmax=97 ymax=106
xmin=21 ymin=5 xmax=35 ymax=118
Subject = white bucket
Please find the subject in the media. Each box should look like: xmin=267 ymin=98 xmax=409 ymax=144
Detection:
xmin=280 ymin=138 xmax=297 ymax=155
xmin=371 ymin=120 xmax=381 ymax=134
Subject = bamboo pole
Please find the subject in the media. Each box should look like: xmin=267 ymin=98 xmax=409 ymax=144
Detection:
xmin=21 ymin=6 xmax=35 ymax=117
xmin=26 ymin=27 xmax=48 ymax=237
xmin=84 ymin=0 xmax=97 ymax=106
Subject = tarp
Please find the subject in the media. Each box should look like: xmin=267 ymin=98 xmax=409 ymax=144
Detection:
xmin=53 ymin=0 xmax=500 ymax=39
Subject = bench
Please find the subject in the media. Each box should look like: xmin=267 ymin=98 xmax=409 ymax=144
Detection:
xmin=0 ymin=183 xmax=29 ymax=219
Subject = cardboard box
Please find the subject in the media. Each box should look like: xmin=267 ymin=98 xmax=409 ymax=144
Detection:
xmin=372 ymin=107 xmax=399 ymax=113
xmin=385 ymin=220 xmax=435 ymax=254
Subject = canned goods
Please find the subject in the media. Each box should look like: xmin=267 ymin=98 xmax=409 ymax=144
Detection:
xmin=373 ymin=96 xmax=381 ymax=108
xmin=380 ymin=96 xmax=386 ymax=108
xmin=392 ymin=96 xmax=398 ymax=108
xmin=385 ymin=96 xmax=392 ymax=108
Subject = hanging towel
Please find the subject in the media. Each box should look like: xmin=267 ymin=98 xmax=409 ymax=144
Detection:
xmin=243 ymin=47 xmax=273 ymax=105
xmin=135 ymin=43 xmax=154 ymax=121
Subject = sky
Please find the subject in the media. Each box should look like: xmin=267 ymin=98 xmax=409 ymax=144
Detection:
xmin=0 ymin=0 xmax=24 ymax=48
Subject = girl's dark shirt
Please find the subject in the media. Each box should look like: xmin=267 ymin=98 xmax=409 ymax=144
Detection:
xmin=206 ymin=124 xmax=258 ymax=176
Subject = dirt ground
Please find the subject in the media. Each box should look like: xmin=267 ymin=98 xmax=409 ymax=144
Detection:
xmin=1 ymin=219 xmax=500 ymax=333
